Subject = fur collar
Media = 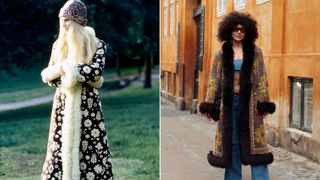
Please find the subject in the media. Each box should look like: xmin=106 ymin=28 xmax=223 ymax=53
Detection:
xmin=221 ymin=40 xmax=255 ymax=167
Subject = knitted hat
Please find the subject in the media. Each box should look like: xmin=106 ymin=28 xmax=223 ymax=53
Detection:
xmin=59 ymin=0 xmax=87 ymax=26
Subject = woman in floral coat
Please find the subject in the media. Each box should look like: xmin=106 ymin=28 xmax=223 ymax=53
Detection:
xmin=40 ymin=0 xmax=113 ymax=179
xmin=200 ymin=12 xmax=275 ymax=180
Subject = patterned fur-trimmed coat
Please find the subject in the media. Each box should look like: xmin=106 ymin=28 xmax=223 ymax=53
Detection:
xmin=40 ymin=39 xmax=113 ymax=179
xmin=203 ymin=41 xmax=275 ymax=168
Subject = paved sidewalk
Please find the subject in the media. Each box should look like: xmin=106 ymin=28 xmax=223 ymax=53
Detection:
xmin=161 ymin=98 xmax=320 ymax=180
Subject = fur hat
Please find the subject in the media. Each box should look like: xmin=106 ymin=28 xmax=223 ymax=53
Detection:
xmin=59 ymin=0 xmax=87 ymax=26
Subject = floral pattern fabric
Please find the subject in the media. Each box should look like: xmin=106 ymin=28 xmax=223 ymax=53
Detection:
xmin=41 ymin=40 xmax=113 ymax=180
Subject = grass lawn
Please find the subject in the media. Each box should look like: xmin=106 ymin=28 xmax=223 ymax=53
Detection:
xmin=0 ymin=66 xmax=143 ymax=103
xmin=0 ymin=87 xmax=55 ymax=104
xmin=0 ymin=83 xmax=159 ymax=179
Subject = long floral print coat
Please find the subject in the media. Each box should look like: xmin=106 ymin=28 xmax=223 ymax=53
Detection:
xmin=40 ymin=39 xmax=113 ymax=180
xmin=204 ymin=41 xmax=275 ymax=168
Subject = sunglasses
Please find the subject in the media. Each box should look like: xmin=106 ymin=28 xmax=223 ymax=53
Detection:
xmin=232 ymin=27 xmax=245 ymax=33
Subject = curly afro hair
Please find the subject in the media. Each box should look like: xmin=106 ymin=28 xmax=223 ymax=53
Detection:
xmin=217 ymin=11 xmax=258 ymax=44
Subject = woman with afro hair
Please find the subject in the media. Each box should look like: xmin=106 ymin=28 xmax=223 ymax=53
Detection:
xmin=200 ymin=11 xmax=276 ymax=180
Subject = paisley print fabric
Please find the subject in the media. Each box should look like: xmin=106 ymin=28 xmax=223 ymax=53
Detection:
xmin=205 ymin=43 xmax=274 ymax=168
xmin=41 ymin=40 xmax=113 ymax=180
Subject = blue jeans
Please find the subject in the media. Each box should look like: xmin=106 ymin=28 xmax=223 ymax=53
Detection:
xmin=224 ymin=96 xmax=270 ymax=180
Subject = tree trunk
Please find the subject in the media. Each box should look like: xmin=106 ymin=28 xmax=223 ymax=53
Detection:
xmin=144 ymin=53 xmax=152 ymax=88
xmin=115 ymin=52 xmax=121 ymax=77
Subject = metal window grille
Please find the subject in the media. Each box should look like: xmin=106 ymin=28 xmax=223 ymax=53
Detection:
xmin=289 ymin=77 xmax=313 ymax=133
xmin=217 ymin=0 xmax=226 ymax=17
xmin=170 ymin=0 xmax=174 ymax=35
xmin=256 ymin=0 xmax=269 ymax=5
xmin=234 ymin=0 xmax=246 ymax=10
xmin=164 ymin=0 xmax=168 ymax=36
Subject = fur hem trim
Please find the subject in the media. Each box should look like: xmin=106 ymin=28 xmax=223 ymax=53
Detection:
xmin=61 ymin=85 xmax=82 ymax=180
xmin=41 ymin=64 xmax=63 ymax=83
xmin=87 ymin=77 xmax=104 ymax=89
xmin=241 ymin=152 xmax=274 ymax=165
xmin=207 ymin=151 xmax=231 ymax=168
xmin=61 ymin=60 xmax=80 ymax=89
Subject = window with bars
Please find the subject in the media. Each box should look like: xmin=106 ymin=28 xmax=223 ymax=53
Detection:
xmin=234 ymin=0 xmax=246 ymax=10
xmin=289 ymin=77 xmax=313 ymax=133
xmin=170 ymin=0 xmax=175 ymax=35
xmin=161 ymin=71 xmax=166 ymax=90
xmin=164 ymin=0 xmax=168 ymax=36
xmin=216 ymin=0 xmax=226 ymax=17
xmin=176 ymin=0 xmax=179 ymax=34
xmin=168 ymin=72 xmax=172 ymax=93
xmin=173 ymin=73 xmax=176 ymax=95
xmin=256 ymin=0 xmax=269 ymax=5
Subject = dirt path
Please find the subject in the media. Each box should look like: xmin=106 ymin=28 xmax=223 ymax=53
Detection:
xmin=0 ymin=95 xmax=54 ymax=112
xmin=0 ymin=73 xmax=159 ymax=112
xmin=161 ymin=97 xmax=320 ymax=180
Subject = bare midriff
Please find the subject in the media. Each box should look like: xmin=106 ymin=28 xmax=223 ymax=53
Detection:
xmin=233 ymin=72 xmax=240 ymax=94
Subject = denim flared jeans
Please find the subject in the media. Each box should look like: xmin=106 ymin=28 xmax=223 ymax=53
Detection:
xmin=224 ymin=96 xmax=270 ymax=180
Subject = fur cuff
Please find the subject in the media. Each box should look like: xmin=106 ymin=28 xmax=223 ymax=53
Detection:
xmin=207 ymin=151 xmax=231 ymax=168
xmin=257 ymin=101 xmax=276 ymax=115
xmin=199 ymin=102 xmax=220 ymax=121
xmin=41 ymin=64 xmax=63 ymax=83
xmin=61 ymin=60 xmax=80 ymax=88
xmin=87 ymin=77 xmax=104 ymax=89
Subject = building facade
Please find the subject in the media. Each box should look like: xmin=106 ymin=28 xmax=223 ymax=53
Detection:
xmin=160 ymin=0 xmax=320 ymax=163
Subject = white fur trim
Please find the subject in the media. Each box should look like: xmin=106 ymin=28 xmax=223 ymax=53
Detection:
xmin=61 ymin=85 xmax=82 ymax=180
xmin=87 ymin=77 xmax=104 ymax=89
xmin=85 ymin=26 xmax=96 ymax=37
xmin=41 ymin=64 xmax=63 ymax=83
xmin=61 ymin=60 xmax=80 ymax=88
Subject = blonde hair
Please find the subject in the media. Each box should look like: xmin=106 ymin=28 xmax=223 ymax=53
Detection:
xmin=50 ymin=18 xmax=97 ymax=65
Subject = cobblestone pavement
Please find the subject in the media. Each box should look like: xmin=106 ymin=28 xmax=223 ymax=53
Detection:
xmin=161 ymin=98 xmax=320 ymax=180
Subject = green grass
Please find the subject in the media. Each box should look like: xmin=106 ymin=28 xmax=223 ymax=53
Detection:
xmin=0 ymin=84 xmax=159 ymax=179
xmin=0 ymin=65 xmax=141 ymax=93
xmin=0 ymin=87 xmax=55 ymax=104
xmin=0 ymin=66 xmax=142 ymax=103
xmin=0 ymin=65 xmax=47 ymax=94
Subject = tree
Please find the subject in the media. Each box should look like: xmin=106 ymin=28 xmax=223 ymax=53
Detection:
xmin=0 ymin=0 xmax=159 ymax=86
xmin=0 ymin=0 xmax=65 ymax=74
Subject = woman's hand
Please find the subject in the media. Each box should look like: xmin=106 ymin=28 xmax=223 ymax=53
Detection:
xmin=206 ymin=113 xmax=211 ymax=121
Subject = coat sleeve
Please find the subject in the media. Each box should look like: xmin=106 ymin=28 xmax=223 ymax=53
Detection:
xmin=41 ymin=41 xmax=63 ymax=88
xmin=60 ymin=40 xmax=107 ymax=88
xmin=205 ymin=51 xmax=222 ymax=103
xmin=256 ymin=49 xmax=276 ymax=115
xmin=199 ymin=51 xmax=222 ymax=121
xmin=76 ymin=40 xmax=107 ymax=83
xmin=256 ymin=50 xmax=270 ymax=102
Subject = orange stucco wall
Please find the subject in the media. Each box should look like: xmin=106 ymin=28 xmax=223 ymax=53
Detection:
xmin=161 ymin=0 xmax=200 ymax=107
xmin=161 ymin=0 xmax=320 ymax=162
xmin=161 ymin=0 xmax=320 ymax=140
